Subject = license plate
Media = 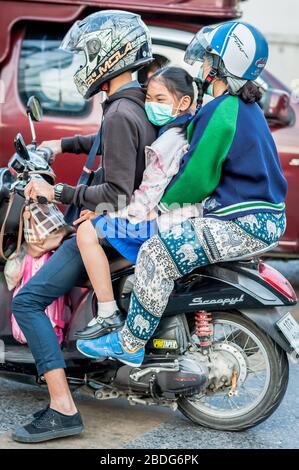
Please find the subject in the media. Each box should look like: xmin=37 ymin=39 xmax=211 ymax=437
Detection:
xmin=277 ymin=312 xmax=299 ymax=362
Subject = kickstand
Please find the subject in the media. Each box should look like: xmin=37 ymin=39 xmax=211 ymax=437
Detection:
xmin=149 ymin=374 xmax=161 ymax=402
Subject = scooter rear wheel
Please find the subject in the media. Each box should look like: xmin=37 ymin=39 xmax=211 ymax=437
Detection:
xmin=178 ymin=311 xmax=289 ymax=431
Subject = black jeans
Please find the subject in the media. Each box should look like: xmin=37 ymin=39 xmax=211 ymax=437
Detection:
xmin=11 ymin=236 xmax=86 ymax=375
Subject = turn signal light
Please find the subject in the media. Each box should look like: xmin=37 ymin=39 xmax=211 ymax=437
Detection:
xmin=259 ymin=262 xmax=297 ymax=301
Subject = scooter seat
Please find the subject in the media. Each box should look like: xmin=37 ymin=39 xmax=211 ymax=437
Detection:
xmin=217 ymin=242 xmax=278 ymax=263
xmin=76 ymin=246 xmax=133 ymax=288
xmin=76 ymin=242 xmax=278 ymax=288
xmin=107 ymin=247 xmax=134 ymax=273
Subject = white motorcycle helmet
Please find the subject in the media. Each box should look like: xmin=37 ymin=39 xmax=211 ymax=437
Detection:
xmin=185 ymin=21 xmax=269 ymax=94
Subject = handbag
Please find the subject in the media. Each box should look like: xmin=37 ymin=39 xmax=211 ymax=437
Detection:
xmin=23 ymin=201 xmax=74 ymax=258
xmin=4 ymin=242 xmax=28 ymax=291
xmin=0 ymin=171 xmax=74 ymax=260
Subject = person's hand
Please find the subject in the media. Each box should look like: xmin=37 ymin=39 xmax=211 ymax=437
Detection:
xmin=109 ymin=208 xmax=127 ymax=219
xmin=146 ymin=209 xmax=158 ymax=220
xmin=73 ymin=210 xmax=100 ymax=225
xmin=24 ymin=178 xmax=55 ymax=202
xmin=38 ymin=140 xmax=62 ymax=162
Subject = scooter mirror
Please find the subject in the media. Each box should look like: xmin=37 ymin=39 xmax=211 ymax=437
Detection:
xmin=26 ymin=96 xmax=43 ymax=122
xmin=14 ymin=133 xmax=30 ymax=161
xmin=26 ymin=96 xmax=42 ymax=147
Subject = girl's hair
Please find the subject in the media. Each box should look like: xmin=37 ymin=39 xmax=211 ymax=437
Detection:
xmin=148 ymin=66 xmax=203 ymax=110
xmin=148 ymin=66 xmax=203 ymax=135
xmin=235 ymin=81 xmax=263 ymax=104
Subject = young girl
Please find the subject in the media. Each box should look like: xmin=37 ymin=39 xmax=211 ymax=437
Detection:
xmin=74 ymin=67 xmax=202 ymax=341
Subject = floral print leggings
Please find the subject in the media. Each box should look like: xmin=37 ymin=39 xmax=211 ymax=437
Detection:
xmin=121 ymin=212 xmax=286 ymax=350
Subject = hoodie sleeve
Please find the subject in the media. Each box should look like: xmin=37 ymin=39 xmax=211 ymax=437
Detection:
xmin=61 ymin=134 xmax=101 ymax=155
xmin=60 ymin=110 xmax=139 ymax=211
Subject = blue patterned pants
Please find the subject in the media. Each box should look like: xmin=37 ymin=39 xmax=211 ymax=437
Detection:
xmin=121 ymin=212 xmax=286 ymax=350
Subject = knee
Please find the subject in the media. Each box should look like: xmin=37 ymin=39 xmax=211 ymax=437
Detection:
xmin=137 ymin=235 xmax=160 ymax=263
xmin=11 ymin=290 xmax=27 ymax=318
xmin=139 ymin=236 xmax=154 ymax=256
xmin=77 ymin=220 xmax=96 ymax=249
xmin=135 ymin=236 xmax=161 ymax=279
xmin=11 ymin=281 xmax=41 ymax=318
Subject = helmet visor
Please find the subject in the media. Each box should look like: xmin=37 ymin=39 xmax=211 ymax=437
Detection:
xmin=60 ymin=20 xmax=85 ymax=52
xmin=60 ymin=21 xmax=88 ymax=78
xmin=184 ymin=26 xmax=215 ymax=65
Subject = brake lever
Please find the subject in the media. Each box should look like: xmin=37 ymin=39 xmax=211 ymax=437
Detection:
xmin=21 ymin=194 xmax=48 ymax=204
xmin=12 ymin=177 xmax=48 ymax=204
xmin=37 ymin=196 xmax=48 ymax=204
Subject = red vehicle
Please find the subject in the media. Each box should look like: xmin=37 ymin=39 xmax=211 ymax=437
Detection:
xmin=0 ymin=0 xmax=298 ymax=255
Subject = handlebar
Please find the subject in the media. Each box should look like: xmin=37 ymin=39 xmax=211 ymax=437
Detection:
xmin=35 ymin=146 xmax=54 ymax=164
xmin=16 ymin=187 xmax=48 ymax=204
xmin=0 ymin=182 xmax=48 ymax=210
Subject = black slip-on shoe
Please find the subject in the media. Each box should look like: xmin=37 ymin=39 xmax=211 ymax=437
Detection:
xmin=74 ymin=310 xmax=125 ymax=340
xmin=12 ymin=407 xmax=84 ymax=443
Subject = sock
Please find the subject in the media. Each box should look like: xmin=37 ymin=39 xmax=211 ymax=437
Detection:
xmin=97 ymin=300 xmax=118 ymax=319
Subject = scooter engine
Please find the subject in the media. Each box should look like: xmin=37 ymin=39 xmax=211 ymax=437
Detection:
xmin=113 ymin=356 xmax=209 ymax=399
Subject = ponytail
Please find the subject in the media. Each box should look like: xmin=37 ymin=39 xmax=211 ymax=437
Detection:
xmin=171 ymin=77 xmax=203 ymax=137
xmin=193 ymin=77 xmax=204 ymax=110
xmin=235 ymin=81 xmax=263 ymax=104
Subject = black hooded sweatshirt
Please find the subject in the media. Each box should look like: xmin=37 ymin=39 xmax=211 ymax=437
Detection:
xmin=59 ymin=87 xmax=157 ymax=211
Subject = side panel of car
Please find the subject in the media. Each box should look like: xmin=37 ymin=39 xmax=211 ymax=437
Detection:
xmin=274 ymin=133 xmax=299 ymax=254
xmin=258 ymin=71 xmax=299 ymax=254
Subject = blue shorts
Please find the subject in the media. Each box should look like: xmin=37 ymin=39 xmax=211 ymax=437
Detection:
xmin=92 ymin=214 xmax=159 ymax=264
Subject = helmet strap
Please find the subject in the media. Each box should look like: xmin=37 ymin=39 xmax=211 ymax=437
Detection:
xmin=101 ymin=82 xmax=109 ymax=92
xmin=202 ymin=54 xmax=221 ymax=94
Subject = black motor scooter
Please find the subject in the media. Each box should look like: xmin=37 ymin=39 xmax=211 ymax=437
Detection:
xmin=0 ymin=96 xmax=298 ymax=431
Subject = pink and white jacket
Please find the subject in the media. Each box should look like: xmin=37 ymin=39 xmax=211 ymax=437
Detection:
xmin=113 ymin=127 xmax=202 ymax=231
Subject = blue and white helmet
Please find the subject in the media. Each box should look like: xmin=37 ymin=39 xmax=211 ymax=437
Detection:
xmin=185 ymin=21 xmax=269 ymax=81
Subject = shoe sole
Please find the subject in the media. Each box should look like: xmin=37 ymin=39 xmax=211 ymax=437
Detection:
xmin=76 ymin=345 xmax=142 ymax=367
xmin=76 ymin=344 xmax=107 ymax=360
xmin=74 ymin=323 xmax=124 ymax=340
xmin=109 ymin=356 xmax=143 ymax=367
xmin=12 ymin=426 xmax=84 ymax=444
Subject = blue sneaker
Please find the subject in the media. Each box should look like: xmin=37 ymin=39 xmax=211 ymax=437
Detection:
xmin=76 ymin=331 xmax=145 ymax=367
